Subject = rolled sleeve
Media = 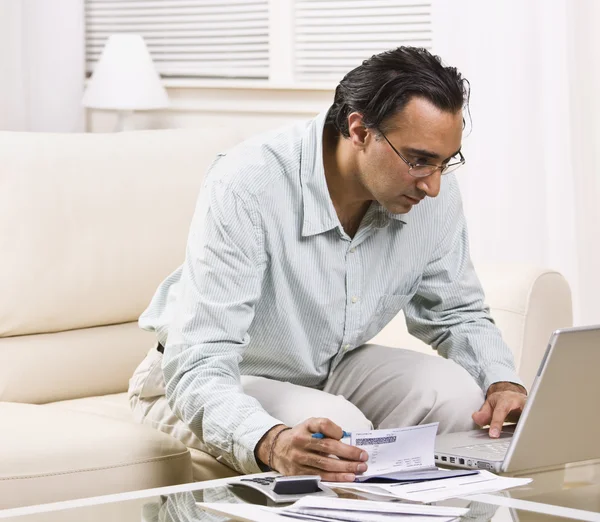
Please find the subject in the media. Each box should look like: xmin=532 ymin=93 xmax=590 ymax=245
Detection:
xmin=161 ymin=172 xmax=282 ymax=473
xmin=404 ymin=178 xmax=524 ymax=393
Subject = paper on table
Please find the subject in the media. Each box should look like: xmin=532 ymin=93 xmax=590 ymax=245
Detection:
xmin=196 ymin=502 xmax=288 ymax=522
xmin=356 ymin=468 xmax=479 ymax=483
xmin=282 ymin=510 xmax=458 ymax=522
xmin=274 ymin=512 xmax=353 ymax=522
xmin=290 ymin=496 xmax=469 ymax=517
xmin=321 ymin=483 xmax=402 ymax=500
xmin=374 ymin=470 xmax=532 ymax=502
xmin=196 ymin=501 xmax=463 ymax=522
xmin=350 ymin=423 xmax=438 ymax=478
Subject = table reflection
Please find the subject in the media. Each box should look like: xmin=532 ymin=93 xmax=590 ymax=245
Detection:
xmin=143 ymin=486 xmax=508 ymax=522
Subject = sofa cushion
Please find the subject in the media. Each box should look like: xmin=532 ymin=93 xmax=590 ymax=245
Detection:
xmin=0 ymin=402 xmax=193 ymax=509
xmin=48 ymin=392 xmax=240 ymax=482
xmin=45 ymin=392 xmax=134 ymax=422
xmin=0 ymin=322 xmax=155 ymax=404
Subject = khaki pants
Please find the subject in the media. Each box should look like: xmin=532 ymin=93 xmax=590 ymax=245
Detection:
xmin=128 ymin=343 xmax=484 ymax=477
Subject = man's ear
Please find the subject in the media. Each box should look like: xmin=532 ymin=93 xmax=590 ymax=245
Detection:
xmin=347 ymin=112 xmax=370 ymax=149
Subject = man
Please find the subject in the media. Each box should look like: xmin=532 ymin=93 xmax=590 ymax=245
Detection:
xmin=129 ymin=46 xmax=527 ymax=482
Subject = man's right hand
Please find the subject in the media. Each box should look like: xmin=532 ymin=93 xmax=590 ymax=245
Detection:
xmin=255 ymin=418 xmax=369 ymax=482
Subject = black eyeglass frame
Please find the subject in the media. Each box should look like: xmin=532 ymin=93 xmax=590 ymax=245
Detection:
xmin=378 ymin=129 xmax=466 ymax=178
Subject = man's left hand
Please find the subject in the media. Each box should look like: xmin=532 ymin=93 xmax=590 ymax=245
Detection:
xmin=472 ymin=382 xmax=527 ymax=438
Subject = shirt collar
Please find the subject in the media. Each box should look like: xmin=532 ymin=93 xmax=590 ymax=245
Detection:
xmin=300 ymin=109 xmax=340 ymax=237
xmin=385 ymin=207 xmax=410 ymax=225
xmin=300 ymin=109 xmax=409 ymax=237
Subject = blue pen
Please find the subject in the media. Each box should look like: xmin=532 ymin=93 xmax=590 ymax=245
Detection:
xmin=312 ymin=431 xmax=351 ymax=439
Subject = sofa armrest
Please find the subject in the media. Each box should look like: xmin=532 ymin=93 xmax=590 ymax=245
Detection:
xmin=476 ymin=263 xmax=573 ymax=389
xmin=370 ymin=263 xmax=573 ymax=390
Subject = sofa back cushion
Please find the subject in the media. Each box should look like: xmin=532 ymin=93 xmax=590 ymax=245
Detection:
xmin=0 ymin=128 xmax=243 ymax=402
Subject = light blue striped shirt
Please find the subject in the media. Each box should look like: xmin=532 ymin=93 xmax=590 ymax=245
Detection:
xmin=139 ymin=110 xmax=522 ymax=474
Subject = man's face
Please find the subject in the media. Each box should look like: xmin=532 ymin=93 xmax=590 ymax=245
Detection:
xmin=356 ymin=97 xmax=463 ymax=215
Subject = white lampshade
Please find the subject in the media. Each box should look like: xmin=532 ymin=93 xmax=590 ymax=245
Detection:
xmin=82 ymin=34 xmax=169 ymax=111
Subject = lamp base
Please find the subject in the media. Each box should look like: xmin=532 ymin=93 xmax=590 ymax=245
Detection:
xmin=114 ymin=110 xmax=135 ymax=132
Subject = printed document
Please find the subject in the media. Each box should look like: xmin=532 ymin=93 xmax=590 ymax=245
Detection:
xmin=197 ymin=502 xmax=287 ymax=522
xmin=197 ymin=497 xmax=468 ymax=522
xmin=373 ymin=470 xmax=532 ymax=502
xmin=289 ymin=497 xmax=468 ymax=517
xmin=348 ymin=423 xmax=438 ymax=479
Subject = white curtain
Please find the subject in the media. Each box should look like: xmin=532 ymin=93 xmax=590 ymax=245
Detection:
xmin=0 ymin=0 xmax=85 ymax=132
xmin=432 ymin=0 xmax=600 ymax=325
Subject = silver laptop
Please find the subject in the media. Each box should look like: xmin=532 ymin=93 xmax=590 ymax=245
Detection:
xmin=434 ymin=325 xmax=600 ymax=474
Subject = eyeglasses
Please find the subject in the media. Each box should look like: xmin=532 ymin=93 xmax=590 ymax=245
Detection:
xmin=379 ymin=130 xmax=465 ymax=178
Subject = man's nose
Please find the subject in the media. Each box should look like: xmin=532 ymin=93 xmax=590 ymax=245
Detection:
xmin=416 ymin=170 xmax=442 ymax=198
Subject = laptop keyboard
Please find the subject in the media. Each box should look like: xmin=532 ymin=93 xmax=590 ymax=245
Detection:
xmin=462 ymin=441 xmax=511 ymax=455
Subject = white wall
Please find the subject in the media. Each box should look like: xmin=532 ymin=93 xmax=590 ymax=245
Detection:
xmin=429 ymin=0 xmax=599 ymax=325
xmin=0 ymin=1 xmax=27 ymax=130
xmin=0 ymin=0 xmax=85 ymax=132
xmin=567 ymin=0 xmax=600 ymax=326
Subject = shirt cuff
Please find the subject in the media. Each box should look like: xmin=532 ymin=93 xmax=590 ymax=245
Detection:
xmin=231 ymin=410 xmax=284 ymax=475
xmin=481 ymin=366 xmax=526 ymax=395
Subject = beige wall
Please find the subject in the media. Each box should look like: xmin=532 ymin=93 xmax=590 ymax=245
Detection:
xmin=87 ymin=85 xmax=335 ymax=136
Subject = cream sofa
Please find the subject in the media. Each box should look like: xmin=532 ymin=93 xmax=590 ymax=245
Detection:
xmin=0 ymin=128 xmax=573 ymax=509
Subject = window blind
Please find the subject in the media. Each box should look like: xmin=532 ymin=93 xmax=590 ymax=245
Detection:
xmin=294 ymin=0 xmax=433 ymax=83
xmin=85 ymin=0 xmax=269 ymax=79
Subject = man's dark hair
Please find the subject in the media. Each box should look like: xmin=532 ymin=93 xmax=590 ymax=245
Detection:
xmin=326 ymin=46 xmax=469 ymax=138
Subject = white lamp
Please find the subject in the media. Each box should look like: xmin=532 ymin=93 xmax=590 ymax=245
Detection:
xmin=82 ymin=34 xmax=169 ymax=131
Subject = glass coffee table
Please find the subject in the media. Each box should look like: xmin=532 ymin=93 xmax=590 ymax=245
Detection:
xmin=1 ymin=460 xmax=598 ymax=522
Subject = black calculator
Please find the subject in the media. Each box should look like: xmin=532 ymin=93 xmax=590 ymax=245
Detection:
xmin=228 ymin=474 xmax=336 ymax=503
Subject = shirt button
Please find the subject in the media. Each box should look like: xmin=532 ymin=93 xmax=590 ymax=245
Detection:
xmin=349 ymin=248 xmax=356 ymax=253
xmin=351 ymin=296 xmax=359 ymax=304
xmin=343 ymin=344 xmax=351 ymax=351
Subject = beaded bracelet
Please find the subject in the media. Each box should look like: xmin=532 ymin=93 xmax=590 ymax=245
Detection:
xmin=268 ymin=426 xmax=292 ymax=471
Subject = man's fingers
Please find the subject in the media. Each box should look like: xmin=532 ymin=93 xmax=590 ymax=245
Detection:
xmin=319 ymin=471 xmax=358 ymax=482
xmin=489 ymin=399 xmax=518 ymax=437
xmin=489 ymin=394 xmax=527 ymax=438
xmin=298 ymin=466 xmax=358 ymax=483
xmin=295 ymin=448 xmax=367 ymax=475
xmin=472 ymin=399 xmax=493 ymax=427
xmin=505 ymin=407 xmax=524 ymax=423
xmin=312 ymin=454 xmax=368 ymax=474
xmin=305 ymin=417 xmax=344 ymax=440
xmin=273 ymin=418 xmax=372 ymax=480
xmin=308 ymin=438 xmax=367 ymax=462
xmin=279 ymin=463 xmax=356 ymax=482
